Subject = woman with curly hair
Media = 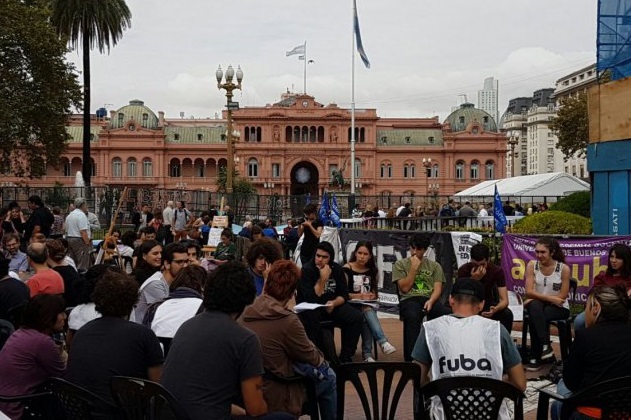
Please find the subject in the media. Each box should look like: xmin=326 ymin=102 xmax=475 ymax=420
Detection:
xmin=65 ymin=271 xmax=163 ymax=405
xmin=0 ymin=294 xmax=66 ymax=418
xmin=524 ymin=237 xmax=571 ymax=371
xmin=245 ymin=237 xmax=283 ymax=296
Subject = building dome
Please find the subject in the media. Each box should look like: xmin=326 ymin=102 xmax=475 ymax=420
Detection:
xmin=110 ymin=99 xmax=159 ymax=129
xmin=443 ymin=102 xmax=497 ymax=133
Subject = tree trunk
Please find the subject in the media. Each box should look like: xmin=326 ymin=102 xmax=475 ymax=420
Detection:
xmin=82 ymin=33 xmax=91 ymax=187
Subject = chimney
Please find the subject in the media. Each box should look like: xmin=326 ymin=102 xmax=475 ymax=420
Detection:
xmin=158 ymin=111 xmax=165 ymax=127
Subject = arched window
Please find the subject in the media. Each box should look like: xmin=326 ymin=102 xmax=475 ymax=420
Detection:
xmin=455 ymin=161 xmax=465 ymax=180
xmin=62 ymin=158 xmax=71 ymax=177
xmin=432 ymin=164 xmax=439 ymax=178
xmin=354 ymin=158 xmax=361 ymax=179
xmin=169 ymin=159 xmax=181 ymax=178
xmin=143 ymin=159 xmax=152 ymax=177
xmin=90 ymin=158 xmax=96 ymax=177
xmin=309 ymin=126 xmax=317 ymax=142
xmin=470 ymin=161 xmax=479 ymax=179
xmin=127 ymin=158 xmax=137 ymax=177
xmin=112 ymin=158 xmax=122 ymax=177
xmin=301 ymin=126 xmax=309 ymax=143
xmin=142 ymin=113 xmax=148 ymax=128
xmin=485 ymin=161 xmax=495 ymax=179
xmin=403 ymin=164 xmax=409 ymax=178
xmin=248 ymin=158 xmax=258 ymax=177
xmin=410 ymin=164 xmax=416 ymax=178
xmin=117 ymin=113 xmax=124 ymax=126
xmin=293 ymin=126 xmax=301 ymax=142
xmin=194 ymin=159 xmax=205 ymax=177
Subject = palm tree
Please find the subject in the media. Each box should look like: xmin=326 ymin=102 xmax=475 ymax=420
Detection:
xmin=51 ymin=0 xmax=132 ymax=186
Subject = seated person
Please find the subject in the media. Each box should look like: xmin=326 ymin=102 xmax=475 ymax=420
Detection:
xmin=251 ymin=225 xmax=264 ymax=242
xmin=65 ymin=270 xmax=163 ymax=405
xmin=393 ymin=233 xmax=450 ymax=362
xmin=262 ymin=219 xmax=278 ymax=240
xmin=208 ymin=228 xmax=236 ymax=266
xmin=0 ymin=253 xmax=30 ymax=324
xmin=240 ymin=260 xmax=337 ymax=419
xmin=296 ymin=241 xmax=363 ymax=365
xmin=0 ymin=294 xmax=67 ymax=418
xmin=552 ymin=285 xmax=631 ymax=420
xmin=132 ymin=240 xmax=163 ymax=286
xmin=239 ymin=221 xmax=253 ymax=240
xmin=245 ymin=238 xmax=283 ymax=296
xmin=412 ymin=278 xmax=526 ymax=420
xmin=25 ymin=243 xmax=64 ymax=298
xmin=457 ymin=243 xmax=513 ymax=333
xmin=161 ymin=262 xmax=293 ymax=420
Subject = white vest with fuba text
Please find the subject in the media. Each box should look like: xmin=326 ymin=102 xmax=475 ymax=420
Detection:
xmin=424 ymin=315 xmax=509 ymax=420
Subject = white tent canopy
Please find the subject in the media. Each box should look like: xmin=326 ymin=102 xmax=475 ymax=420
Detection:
xmin=454 ymin=172 xmax=590 ymax=200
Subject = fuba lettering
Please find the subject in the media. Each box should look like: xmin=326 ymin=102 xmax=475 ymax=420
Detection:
xmin=438 ymin=354 xmax=492 ymax=374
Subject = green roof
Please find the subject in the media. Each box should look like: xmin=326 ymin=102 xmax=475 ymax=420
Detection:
xmin=443 ymin=103 xmax=497 ymax=132
xmin=375 ymin=129 xmax=443 ymax=146
xmin=164 ymin=126 xmax=226 ymax=144
xmin=110 ymin=99 xmax=159 ymax=129
xmin=66 ymin=126 xmax=102 ymax=143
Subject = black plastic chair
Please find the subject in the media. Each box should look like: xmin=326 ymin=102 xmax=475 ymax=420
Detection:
xmin=336 ymin=361 xmax=422 ymax=420
xmin=110 ymin=376 xmax=190 ymax=420
xmin=536 ymin=375 xmax=631 ymax=420
xmin=263 ymin=369 xmax=320 ymax=420
xmin=419 ymin=376 xmax=524 ymax=420
xmin=521 ymin=278 xmax=577 ymax=360
xmin=0 ymin=388 xmax=54 ymax=419
xmin=49 ymin=377 xmax=119 ymax=419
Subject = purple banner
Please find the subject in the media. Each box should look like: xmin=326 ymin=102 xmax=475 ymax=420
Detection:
xmin=501 ymin=234 xmax=631 ymax=303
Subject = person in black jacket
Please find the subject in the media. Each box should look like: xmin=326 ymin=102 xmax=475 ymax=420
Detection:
xmin=25 ymin=196 xmax=53 ymax=243
xmin=296 ymin=241 xmax=363 ymax=364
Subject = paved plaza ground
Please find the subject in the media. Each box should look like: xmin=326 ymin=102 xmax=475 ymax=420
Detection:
xmin=314 ymin=314 xmax=559 ymax=419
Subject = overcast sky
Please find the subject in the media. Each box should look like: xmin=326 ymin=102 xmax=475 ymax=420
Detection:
xmin=66 ymin=0 xmax=597 ymax=121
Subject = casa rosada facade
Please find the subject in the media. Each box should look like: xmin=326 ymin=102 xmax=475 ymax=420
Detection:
xmin=20 ymin=94 xmax=507 ymax=197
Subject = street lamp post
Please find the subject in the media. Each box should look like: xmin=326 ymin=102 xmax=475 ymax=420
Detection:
xmin=507 ymin=131 xmax=519 ymax=178
xmin=422 ymin=158 xmax=432 ymax=207
xmin=216 ymin=65 xmax=243 ymax=194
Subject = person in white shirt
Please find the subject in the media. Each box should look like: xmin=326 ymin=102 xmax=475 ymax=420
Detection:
xmin=162 ymin=201 xmax=174 ymax=244
xmin=65 ymin=198 xmax=91 ymax=272
xmin=477 ymin=204 xmax=488 ymax=217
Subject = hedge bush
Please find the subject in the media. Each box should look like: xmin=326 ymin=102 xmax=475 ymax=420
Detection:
xmin=512 ymin=210 xmax=592 ymax=235
xmin=550 ymin=191 xmax=591 ymax=218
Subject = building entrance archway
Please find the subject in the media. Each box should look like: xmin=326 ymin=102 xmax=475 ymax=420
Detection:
xmin=290 ymin=161 xmax=319 ymax=197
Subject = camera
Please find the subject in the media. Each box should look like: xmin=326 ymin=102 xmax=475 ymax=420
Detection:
xmin=296 ymin=217 xmax=306 ymax=224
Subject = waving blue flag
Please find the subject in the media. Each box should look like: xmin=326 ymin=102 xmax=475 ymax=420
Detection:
xmin=494 ymin=185 xmax=508 ymax=234
xmin=319 ymin=192 xmax=330 ymax=225
xmin=330 ymin=194 xmax=342 ymax=228
xmin=353 ymin=0 xmax=371 ymax=69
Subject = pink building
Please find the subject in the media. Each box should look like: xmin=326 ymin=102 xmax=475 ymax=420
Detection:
xmin=17 ymin=96 xmax=507 ymax=199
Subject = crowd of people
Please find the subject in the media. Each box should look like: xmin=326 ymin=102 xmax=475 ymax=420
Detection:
xmin=0 ymin=196 xmax=629 ymax=419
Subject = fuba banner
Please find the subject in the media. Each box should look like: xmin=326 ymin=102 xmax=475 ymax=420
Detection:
xmin=501 ymin=234 xmax=631 ymax=303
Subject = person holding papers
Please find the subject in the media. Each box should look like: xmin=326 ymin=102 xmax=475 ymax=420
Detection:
xmin=343 ymin=241 xmax=396 ymax=362
xmin=297 ymin=241 xmax=363 ymax=365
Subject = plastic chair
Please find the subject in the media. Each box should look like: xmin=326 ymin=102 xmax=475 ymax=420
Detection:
xmin=110 ymin=376 xmax=190 ymax=420
xmin=521 ymin=278 xmax=577 ymax=360
xmin=0 ymin=388 xmax=54 ymax=419
xmin=263 ymin=369 xmax=320 ymax=420
xmin=536 ymin=375 xmax=631 ymax=420
xmin=419 ymin=376 xmax=524 ymax=420
xmin=49 ymin=377 xmax=119 ymax=419
xmin=336 ymin=362 xmax=422 ymax=420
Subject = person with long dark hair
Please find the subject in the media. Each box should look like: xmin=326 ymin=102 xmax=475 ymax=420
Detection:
xmin=524 ymin=237 xmax=571 ymax=371
xmin=344 ymin=241 xmax=395 ymax=362
xmin=574 ymin=243 xmax=631 ymax=332
xmin=132 ymin=240 xmax=163 ymax=286
xmin=0 ymin=294 xmax=66 ymax=418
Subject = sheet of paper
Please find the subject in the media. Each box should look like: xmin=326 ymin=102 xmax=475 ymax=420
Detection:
xmin=349 ymin=299 xmax=379 ymax=309
xmin=293 ymin=302 xmax=329 ymax=313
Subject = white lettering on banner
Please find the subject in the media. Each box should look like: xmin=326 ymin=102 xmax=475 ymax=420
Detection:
xmin=613 ymin=208 xmax=619 ymax=235
xmin=450 ymin=232 xmax=482 ymax=268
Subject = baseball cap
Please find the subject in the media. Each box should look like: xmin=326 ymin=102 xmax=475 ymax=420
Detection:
xmin=451 ymin=278 xmax=485 ymax=301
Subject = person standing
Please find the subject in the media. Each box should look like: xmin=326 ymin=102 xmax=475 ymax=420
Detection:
xmin=172 ymin=201 xmax=192 ymax=243
xmin=64 ymin=198 xmax=92 ymax=272
xmin=457 ymin=243 xmax=513 ymax=333
xmin=162 ymin=201 xmax=175 ymax=244
xmin=297 ymin=203 xmax=323 ymax=265
xmin=24 ymin=195 xmax=54 ymax=243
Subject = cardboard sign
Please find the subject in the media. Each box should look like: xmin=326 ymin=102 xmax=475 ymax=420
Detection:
xmin=211 ymin=216 xmax=228 ymax=228
xmin=207 ymin=227 xmax=224 ymax=247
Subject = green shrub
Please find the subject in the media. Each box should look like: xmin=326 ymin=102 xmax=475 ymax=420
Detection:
xmin=550 ymin=191 xmax=591 ymax=218
xmin=512 ymin=210 xmax=592 ymax=235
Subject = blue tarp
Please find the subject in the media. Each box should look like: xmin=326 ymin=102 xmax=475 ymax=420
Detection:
xmin=598 ymin=0 xmax=631 ymax=80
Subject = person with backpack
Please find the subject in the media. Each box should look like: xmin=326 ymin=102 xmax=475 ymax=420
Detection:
xmin=172 ymin=201 xmax=192 ymax=242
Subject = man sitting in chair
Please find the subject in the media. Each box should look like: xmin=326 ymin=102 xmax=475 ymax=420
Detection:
xmin=412 ymin=278 xmax=526 ymax=419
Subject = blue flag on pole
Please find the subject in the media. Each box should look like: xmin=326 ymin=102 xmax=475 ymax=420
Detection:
xmin=493 ymin=185 xmax=507 ymax=234
xmin=330 ymin=194 xmax=342 ymax=228
xmin=319 ymin=192 xmax=330 ymax=225
xmin=353 ymin=0 xmax=371 ymax=69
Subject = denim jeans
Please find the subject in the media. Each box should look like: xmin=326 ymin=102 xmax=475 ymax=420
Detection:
xmin=361 ymin=308 xmax=387 ymax=357
xmin=314 ymin=367 xmax=337 ymax=420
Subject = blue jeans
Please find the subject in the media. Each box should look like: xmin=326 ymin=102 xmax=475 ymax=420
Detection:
xmin=314 ymin=367 xmax=337 ymax=420
xmin=361 ymin=308 xmax=388 ymax=357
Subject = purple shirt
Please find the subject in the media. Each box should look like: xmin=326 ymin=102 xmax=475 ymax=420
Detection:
xmin=0 ymin=329 xmax=65 ymax=418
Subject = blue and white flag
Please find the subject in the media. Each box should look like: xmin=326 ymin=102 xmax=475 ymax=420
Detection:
xmin=330 ymin=194 xmax=342 ymax=228
xmin=286 ymin=43 xmax=305 ymax=57
xmin=493 ymin=185 xmax=507 ymax=234
xmin=319 ymin=192 xmax=330 ymax=225
xmin=305 ymin=193 xmax=311 ymax=205
xmin=353 ymin=0 xmax=371 ymax=69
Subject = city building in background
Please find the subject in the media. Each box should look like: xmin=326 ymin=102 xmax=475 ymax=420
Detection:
xmin=478 ymin=77 xmax=499 ymax=127
xmin=6 ymin=95 xmax=507 ymax=198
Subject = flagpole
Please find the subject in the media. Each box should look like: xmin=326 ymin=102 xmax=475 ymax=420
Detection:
xmin=350 ymin=0 xmax=356 ymax=195
xmin=303 ymin=41 xmax=307 ymax=94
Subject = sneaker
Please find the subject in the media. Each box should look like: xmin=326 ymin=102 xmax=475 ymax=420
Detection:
xmin=541 ymin=345 xmax=555 ymax=361
xmin=364 ymin=356 xmax=376 ymax=363
xmin=525 ymin=359 xmax=542 ymax=371
xmin=381 ymin=342 xmax=396 ymax=355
